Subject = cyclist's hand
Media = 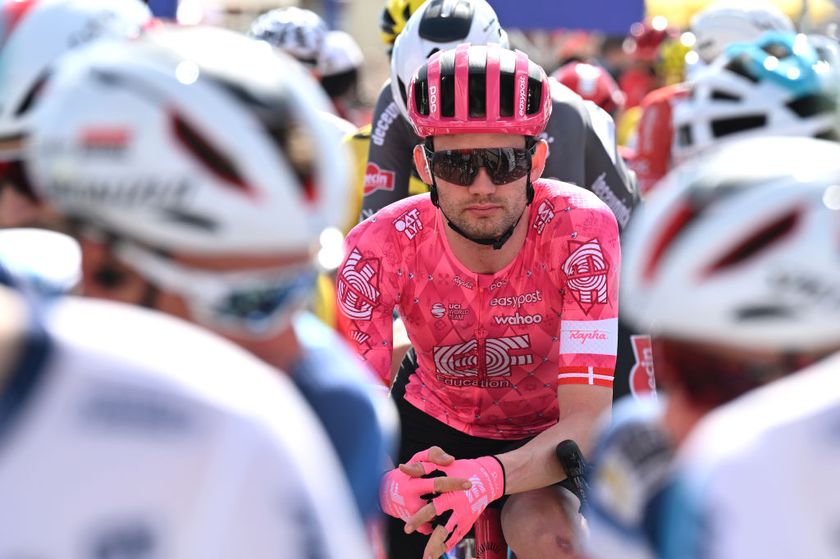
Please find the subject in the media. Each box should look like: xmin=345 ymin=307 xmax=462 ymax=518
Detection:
xmin=380 ymin=447 xmax=471 ymax=535
xmin=405 ymin=455 xmax=505 ymax=554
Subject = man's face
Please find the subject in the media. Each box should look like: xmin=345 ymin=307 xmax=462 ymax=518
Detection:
xmin=431 ymin=133 xmax=530 ymax=242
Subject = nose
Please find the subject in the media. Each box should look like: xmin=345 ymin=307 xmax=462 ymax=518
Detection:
xmin=467 ymin=167 xmax=497 ymax=196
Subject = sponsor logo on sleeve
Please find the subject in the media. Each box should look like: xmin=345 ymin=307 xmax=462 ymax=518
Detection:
xmin=559 ymin=318 xmax=618 ymax=356
xmin=336 ymin=248 xmax=381 ymax=320
xmin=629 ymin=335 xmax=657 ymax=400
xmin=371 ymin=101 xmax=401 ymax=146
xmin=393 ymin=207 xmax=423 ymax=239
xmin=364 ymin=163 xmax=396 ymax=196
xmin=533 ymin=199 xmax=556 ymax=234
xmin=591 ymin=172 xmax=631 ymax=229
xmin=563 ymin=238 xmax=610 ymax=315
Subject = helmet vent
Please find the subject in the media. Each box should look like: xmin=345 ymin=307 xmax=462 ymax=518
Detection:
xmin=643 ymin=203 xmax=698 ymax=282
xmin=14 ymin=71 xmax=48 ymax=117
xmin=786 ymin=94 xmax=835 ymax=118
xmin=711 ymin=90 xmax=740 ymax=102
xmin=704 ymin=210 xmax=800 ymax=275
xmin=711 ymin=114 xmax=767 ymax=138
xmin=419 ymin=0 xmax=475 ymax=43
xmin=172 ymin=114 xmax=249 ymax=194
xmin=761 ymin=42 xmax=792 ymax=59
xmin=213 ymin=78 xmax=317 ymax=202
xmin=677 ymin=124 xmax=693 ymax=147
xmin=724 ymin=56 xmax=760 ymax=83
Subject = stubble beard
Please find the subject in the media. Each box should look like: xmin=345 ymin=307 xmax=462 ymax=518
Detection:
xmin=441 ymin=195 xmax=526 ymax=242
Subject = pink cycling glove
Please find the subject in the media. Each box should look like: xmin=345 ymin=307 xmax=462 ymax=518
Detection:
xmin=431 ymin=455 xmax=505 ymax=551
xmin=379 ymin=449 xmax=447 ymax=535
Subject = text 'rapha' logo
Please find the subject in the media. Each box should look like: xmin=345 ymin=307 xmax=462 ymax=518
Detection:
xmin=337 ymin=248 xmax=380 ymax=320
xmin=563 ymin=238 xmax=609 ymax=315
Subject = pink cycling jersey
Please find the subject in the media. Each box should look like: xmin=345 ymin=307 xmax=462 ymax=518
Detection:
xmin=337 ymin=179 xmax=620 ymax=439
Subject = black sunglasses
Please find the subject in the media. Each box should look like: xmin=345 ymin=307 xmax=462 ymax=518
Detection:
xmin=425 ymin=146 xmax=535 ymax=187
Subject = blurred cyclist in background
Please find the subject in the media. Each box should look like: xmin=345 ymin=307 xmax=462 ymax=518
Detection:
xmin=318 ymin=30 xmax=367 ymax=125
xmin=585 ymin=136 xmax=840 ymax=559
xmin=24 ymin=24 xmax=397 ymax=527
xmin=618 ymin=18 xmax=678 ymax=109
xmin=248 ymin=6 xmax=328 ymax=72
xmin=364 ymin=0 xmax=638 ymax=230
xmin=552 ymin=61 xmax=626 ymax=118
xmin=0 ymin=280 xmax=373 ymax=558
xmin=628 ymin=29 xmax=836 ymax=195
xmin=343 ymin=43 xmax=620 ymax=558
xmin=0 ymin=0 xmax=151 ymax=228
xmin=379 ymin=0 xmax=427 ymax=57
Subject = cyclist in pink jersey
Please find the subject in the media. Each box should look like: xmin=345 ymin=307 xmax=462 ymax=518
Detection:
xmin=337 ymin=44 xmax=620 ymax=559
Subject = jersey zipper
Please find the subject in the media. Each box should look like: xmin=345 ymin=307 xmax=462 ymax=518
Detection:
xmin=476 ymin=282 xmax=487 ymax=387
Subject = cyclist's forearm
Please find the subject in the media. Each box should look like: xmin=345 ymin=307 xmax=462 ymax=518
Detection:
xmin=495 ymin=390 xmax=610 ymax=494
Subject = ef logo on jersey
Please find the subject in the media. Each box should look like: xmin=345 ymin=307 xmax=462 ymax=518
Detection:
xmin=563 ymin=238 xmax=610 ymax=315
xmin=337 ymin=248 xmax=381 ymax=320
xmin=432 ymin=335 xmax=534 ymax=387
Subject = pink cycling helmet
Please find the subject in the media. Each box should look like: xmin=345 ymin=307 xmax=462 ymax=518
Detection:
xmin=407 ymin=43 xmax=552 ymax=138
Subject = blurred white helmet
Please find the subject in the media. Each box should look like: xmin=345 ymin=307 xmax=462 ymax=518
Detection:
xmin=248 ymin=6 xmax=328 ymax=68
xmin=318 ymin=30 xmax=363 ymax=78
xmin=0 ymin=0 xmax=151 ymax=159
xmin=672 ymin=32 xmax=838 ymax=165
xmin=690 ymin=0 xmax=794 ymax=65
xmin=28 ymin=25 xmax=352 ymax=336
xmin=28 ymin=25 xmax=349 ymax=257
xmin=390 ymin=0 xmax=508 ymax=120
xmin=622 ymin=136 xmax=840 ymax=353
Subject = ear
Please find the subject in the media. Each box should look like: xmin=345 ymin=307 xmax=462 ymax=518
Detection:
xmin=413 ymin=144 xmax=433 ymax=185
xmin=530 ymin=139 xmax=549 ymax=182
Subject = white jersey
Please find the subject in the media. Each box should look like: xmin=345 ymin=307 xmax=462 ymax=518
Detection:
xmin=0 ymin=295 xmax=373 ymax=559
xmin=660 ymin=352 xmax=840 ymax=559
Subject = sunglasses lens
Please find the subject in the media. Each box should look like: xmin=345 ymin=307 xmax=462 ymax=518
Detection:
xmin=430 ymin=150 xmax=477 ymax=186
xmin=429 ymin=148 xmax=531 ymax=186
xmin=483 ymin=148 xmax=531 ymax=185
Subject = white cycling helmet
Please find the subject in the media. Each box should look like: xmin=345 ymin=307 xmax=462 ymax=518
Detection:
xmin=690 ymin=0 xmax=794 ymax=65
xmin=672 ymin=31 xmax=838 ymax=165
xmin=0 ymin=0 xmax=150 ymax=159
xmin=318 ymin=30 xmax=363 ymax=78
xmin=390 ymin=0 xmax=508 ymax=120
xmin=27 ymin=25 xmax=349 ymax=257
xmin=622 ymin=136 xmax=840 ymax=353
xmin=248 ymin=6 xmax=328 ymax=68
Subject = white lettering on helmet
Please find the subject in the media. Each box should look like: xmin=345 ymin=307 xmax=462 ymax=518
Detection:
xmin=429 ymin=84 xmax=438 ymax=115
xmin=518 ymin=75 xmax=527 ymax=117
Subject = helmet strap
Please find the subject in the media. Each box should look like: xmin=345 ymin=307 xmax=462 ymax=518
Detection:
xmin=426 ymin=136 xmax=535 ymax=250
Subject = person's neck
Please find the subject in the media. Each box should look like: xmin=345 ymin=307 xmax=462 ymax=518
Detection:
xmin=0 ymin=286 xmax=28 ymax=393
xmin=442 ymin=209 xmax=530 ymax=275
